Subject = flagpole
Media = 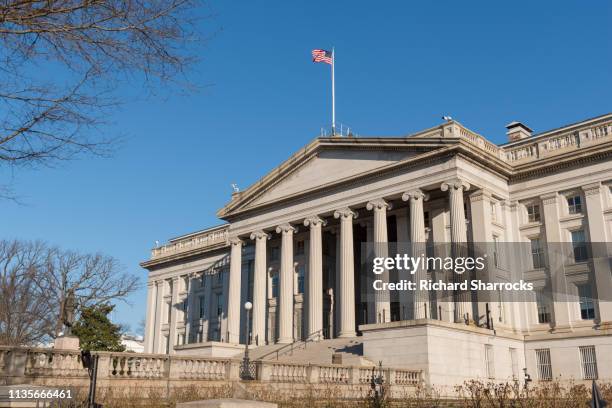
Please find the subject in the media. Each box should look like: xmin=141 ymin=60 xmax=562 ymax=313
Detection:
xmin=331 ymin=47 xmax=335 ymax=136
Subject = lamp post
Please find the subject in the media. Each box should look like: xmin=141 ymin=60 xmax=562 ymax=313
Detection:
xmin=241 ymin=301 xmax=254 ymax=380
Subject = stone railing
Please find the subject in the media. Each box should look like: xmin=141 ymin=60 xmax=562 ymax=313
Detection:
xmin=504 ymin=119 xmax=612 ymax=164
xmin=457 ymin=125 xmax=504 ymax=160
xmin=0 ymin=347 xmax=422 ymax=391
xmin=150 ymin=225 xmax=229 ymax=259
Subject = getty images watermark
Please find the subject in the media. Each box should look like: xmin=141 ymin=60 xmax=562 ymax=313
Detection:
xmin=371 ymin=253 xmax=534 ymax=292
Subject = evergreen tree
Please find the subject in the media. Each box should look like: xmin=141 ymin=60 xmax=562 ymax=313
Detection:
xmin=72 ymin=304 xmax=125 ymax=352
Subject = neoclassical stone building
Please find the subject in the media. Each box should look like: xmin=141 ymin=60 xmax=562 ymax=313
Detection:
xmin=141 ymin=113 xmax=612 ymax=387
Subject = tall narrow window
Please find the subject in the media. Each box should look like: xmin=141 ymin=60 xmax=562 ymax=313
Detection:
xmin=296 ymin=240 xmax=305 ymax=255
xmin=571 ymin=230 xmax=588 ymax=262
xmin=535 ymin=349 xmax=552 ymax=380
xmin=199 ymin=296 xmax=206 ymax=319
xmin=530 ymin=238 xmax=545 ymax=269
xmin=510 ymin=348 xmax=519 ymax=379
xmin=493 ymin=235 xmax=500 ymax=267
xmin=297 ymin=264 xmax=305 ymax=294
xmin=484 ymin=344 xmax=495 ymax=379
xmin=166 ymin=300 xmax=172 ymax=323
xmin=215 ymin=293 xmax=223 ymax=317
xmin=578 ymin=284 xmax=595 ymax=319
xmin=580 ymin=346 xmax=598 ymax=380
xmin=567 ymin=195 xmax=582 ymax=214
xmin=272 ymin=275 xmax=279 ymax=298
xmin=536 ymin=290 xmax=551 ymax=324
xmin=526 ymin=203 xmax=541 ymax=223
xmin=490 ymin=202 xmax=497 ymax=222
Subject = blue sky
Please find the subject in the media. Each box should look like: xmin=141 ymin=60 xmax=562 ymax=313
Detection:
xmin=2 ymin=0 xmax=611 ymax=333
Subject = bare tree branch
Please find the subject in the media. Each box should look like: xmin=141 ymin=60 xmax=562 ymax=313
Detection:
xmin=0 ymin=239 xmax=140 ymax=346
xmin=0 ymin=0 xmax=202 ymax=193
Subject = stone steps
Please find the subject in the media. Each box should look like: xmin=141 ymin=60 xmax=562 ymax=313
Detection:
xmin=251 ymin=338 xmax=374 ymax=366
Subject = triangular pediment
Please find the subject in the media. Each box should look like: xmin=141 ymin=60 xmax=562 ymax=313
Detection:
xmin=218 ymin=136 xmax=455 ymax=218
xmin=249 ymin=148 xmax=416 ymax=207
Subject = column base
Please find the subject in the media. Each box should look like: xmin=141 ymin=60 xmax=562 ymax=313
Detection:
xmin=337 ymin=331 xmax=356 ymax=338
xmin=276 ymin=337 xmax=293 ymax=344
xmin=551 ymin=324 xmax=573 ymax=334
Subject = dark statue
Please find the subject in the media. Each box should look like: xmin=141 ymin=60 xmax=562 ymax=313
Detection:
xmin=60 ymin=289 xmax=77 ymax=336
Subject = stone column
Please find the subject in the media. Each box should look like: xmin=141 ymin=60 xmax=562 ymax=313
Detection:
xmin=366 ymin=199 xmax=392 ymax=323
xmin=582 ymin=183 xmax=612 ymax=328
xmin=227 ymin=237 xmax=244 ymax=344
xmin=250 ymin=230 xmax=270 ymax=345
xmin=395 ymin=210 xmax=410 ymax=320
xmin=168 ymin=277 xmax=180 ymax=353
xmin=334 ymin=207 xmax=358 ymax=337
xmin=304 ymin=215 xmax=326 ymax=338
xmin=153 ymin=281 xmax=163 ymax=353
xmin=469 ymin=189 xmax=494 ymax=327
xmin=276 ymin=223 xmax=296 ymax=344
xmin=441 ymin=178 xmax=471 ymax=323
xmin=540 ymin=192 xmax=571 ymax=331
xmin=144 ymin=281 xmax=156 ymax=353
xmin=402 ymin=189 xmax=429 ymax=319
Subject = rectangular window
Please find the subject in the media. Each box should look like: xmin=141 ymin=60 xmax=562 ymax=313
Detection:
xmin=493 ymin=235 xmax=500 ymax=267
xmin=199 ymin=296 xmax=206 ymax=319
xmin=272 ymin=275 xmax=279 ymax=298
xmin=571 ymin=230 xmax=588 ymax=262
xmin=535 ymin=349 xmax=552 ymax=380
xmin=526 ymin=204 xmax=541 ymax=223
xmin=578 ymin=284 xmax=595 ymax=320
xmin=580 ymin=346 xmax=598 ymax=380
xmin=484 ymin=345 xmax=495 ymax=379
xmin=510 ymin=348 xmax=519 ymax=379
xmin=166 ymin=301 xmax=172 ymax=323
xmin=491 ymin=202 xmax=497 ymax=222
xmin=296 ymin=240 xmax=305 ymax=255
xmin=270 ymin=246 xmax=280 ymax=261
xmin=182 ymin=299 xmax=188 ymax=321
xmin=530 ymin=238 xmax=545 ymax=269
xmin=297 ymin=264 xmax=305 ymax=294
xmin=183 ymin=276 xmax=189 ymax=292
xmin=567 ymin=195 xmax=582 ymax=214
xmin=215 ymin=293 xmax=224 ymax=317
xmin=536 ymin=290 xmax=550 ymax=324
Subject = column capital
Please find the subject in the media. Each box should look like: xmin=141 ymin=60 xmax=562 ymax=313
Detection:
xmin=468 ymin=189 xmax=492 ymax=203
xmin=401 ymin=189 xmax=429 ymax=202
xmin=441 ymin=178 xmax=470 ymax=192
xmin=334 ymin=207 xmax=358 ymax=219
xmin=276 ymin=223 xmax=297 ymax=234
xmin=366 ymin=198 xmax=392 ymax=211
xmin=540 ymin=192 xmax=559 ymax=205
xmin=250 ymin=230 xmax=270 ymax=241
xmin=229 ymin=237 xmax=244 ymax=246
xmin=582 ymin=182 xmax=602 ymax=196
xmin=303 ymin=215 xmax=327 ymax=227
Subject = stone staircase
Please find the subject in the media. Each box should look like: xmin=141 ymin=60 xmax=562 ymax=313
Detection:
xmin=249 ymin=337 xmax=375 ymax=366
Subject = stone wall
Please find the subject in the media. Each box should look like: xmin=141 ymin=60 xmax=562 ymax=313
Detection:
xmin=0 ymin=347 xmax=420 ymax=399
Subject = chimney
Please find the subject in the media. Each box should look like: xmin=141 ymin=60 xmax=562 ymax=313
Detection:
xmin=506 ymin=121 xmax=533 ymax=142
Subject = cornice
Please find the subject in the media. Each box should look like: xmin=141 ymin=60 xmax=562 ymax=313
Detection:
xmin=140 ymin=242 xmax=229 ymax=270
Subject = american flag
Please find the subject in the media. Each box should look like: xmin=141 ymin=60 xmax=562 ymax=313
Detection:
xmin=312 ymin=49 xmax=333 ymax=65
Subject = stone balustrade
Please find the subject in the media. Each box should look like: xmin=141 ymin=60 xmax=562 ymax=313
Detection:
xmin=150 ymin=225 xmax=229 ymax=259
xmin=0 ymin=346 xmax=421 ymax=392
xmin=504 ymin=118 xmax=612 ymax=164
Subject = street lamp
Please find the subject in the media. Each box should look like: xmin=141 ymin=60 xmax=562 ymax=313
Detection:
xmin=240 ymin=301 xmax=254 ymax=380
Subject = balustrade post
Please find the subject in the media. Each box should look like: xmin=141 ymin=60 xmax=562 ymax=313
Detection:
xmin=95 ymin=352 xmax=111 ymax=379
xmin=386 ymin=368 xmax=395 ymax=385
xmin=258 ymin=361 xmax=272 ymax=382
xmin=227 ymin=359 xmax=241 ymax=381
xmin=348 ymin=366 xmax=359 ymax=385
xmin=307 ymin=364 xmax=320 ymax=384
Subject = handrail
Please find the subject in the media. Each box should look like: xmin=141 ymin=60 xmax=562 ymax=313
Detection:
xmin=255 ymin=329 xmax=325 ymax=361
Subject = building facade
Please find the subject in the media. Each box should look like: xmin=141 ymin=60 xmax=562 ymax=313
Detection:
xmin=141 ymin=113 xmax=612 ymax=387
